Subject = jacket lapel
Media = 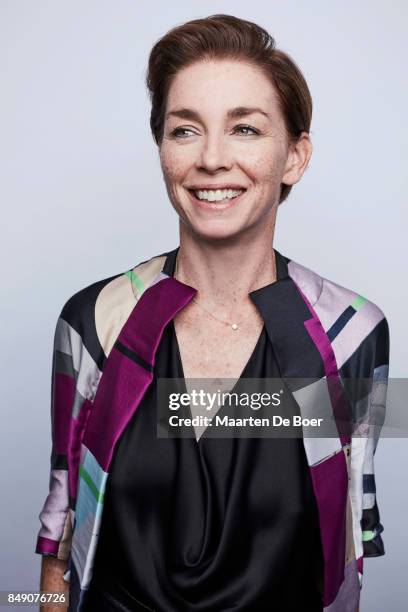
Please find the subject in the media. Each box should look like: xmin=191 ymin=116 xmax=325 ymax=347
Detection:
xmin=250 ymin=250 xmax=350 ymax=607
xmin=73 ymin=254 xmax=197 ymax=591
xmin=83 ymin=269 xmax=196 ymax=471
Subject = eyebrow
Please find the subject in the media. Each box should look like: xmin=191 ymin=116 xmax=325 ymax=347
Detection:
xmin=165 ymin=106 xmax=271 ymax=122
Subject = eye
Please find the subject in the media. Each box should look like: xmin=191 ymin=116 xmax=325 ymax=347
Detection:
xmin=169 ymin=126 xmax=196 ymax=139
xmin=233 ymin=124 xmax=260 ymax=136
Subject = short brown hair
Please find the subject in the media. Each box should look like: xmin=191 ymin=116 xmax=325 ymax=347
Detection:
xmin=146 ymin=14 xmax=312 ymax=204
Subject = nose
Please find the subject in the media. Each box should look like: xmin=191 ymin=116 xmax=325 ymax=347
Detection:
xmin=196 ymin=133 xmax=233 ymax=173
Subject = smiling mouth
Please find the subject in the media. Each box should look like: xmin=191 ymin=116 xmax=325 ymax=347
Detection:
xmin=188 ymin=188 xmax=246 ymax=204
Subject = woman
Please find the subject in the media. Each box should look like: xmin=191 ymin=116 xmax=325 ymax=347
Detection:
xmin=36 ymin=14 xmax=389 ymax=612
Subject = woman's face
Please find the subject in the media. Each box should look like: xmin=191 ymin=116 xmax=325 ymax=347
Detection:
xmin=159 ymin=59 xmax=311 ymax=241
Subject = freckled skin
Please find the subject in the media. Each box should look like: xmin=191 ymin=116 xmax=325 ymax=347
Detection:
xmin=159 ymin=59 xmax=303 ymax=242
xmin=156 ymin=58 xmax=313 ymax=380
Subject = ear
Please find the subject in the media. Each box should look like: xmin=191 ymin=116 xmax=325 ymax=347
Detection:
xmin=282 ymin=132 xmax=313 ymax=186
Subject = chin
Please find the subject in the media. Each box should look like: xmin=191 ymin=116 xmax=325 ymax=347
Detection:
xmin=185 ymin=218 xmax=255 ymax=243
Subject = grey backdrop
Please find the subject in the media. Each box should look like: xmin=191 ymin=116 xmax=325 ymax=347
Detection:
xmin=1 ymin=1 xmax=407 ymax=610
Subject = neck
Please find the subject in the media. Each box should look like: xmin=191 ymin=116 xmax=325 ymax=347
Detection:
xmin=176 ymin=222 xmax=277 ymax=311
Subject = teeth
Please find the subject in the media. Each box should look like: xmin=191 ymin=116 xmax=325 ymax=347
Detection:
xmin=193 ymin=189 xmax=244 ymax=202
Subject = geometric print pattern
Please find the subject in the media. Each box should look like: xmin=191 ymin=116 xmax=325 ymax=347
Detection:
xmin=35 ymin=248 xmax=389 ymax=611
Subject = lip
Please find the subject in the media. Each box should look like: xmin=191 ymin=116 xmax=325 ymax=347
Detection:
xmin=186 ymin=184 xmax=247 ymax=191
xmin=186 ymin=187 xmax=247 ymax=211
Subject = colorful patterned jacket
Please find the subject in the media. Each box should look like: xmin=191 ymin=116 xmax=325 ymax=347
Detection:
xmin=35 ymin=247 xmax=389 ymax=611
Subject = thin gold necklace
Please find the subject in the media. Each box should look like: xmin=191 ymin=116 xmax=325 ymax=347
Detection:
xmin=174 ymin=253 xmax=276 ymax=331
xmin=190 ymin=297 xmax=252 ymax=331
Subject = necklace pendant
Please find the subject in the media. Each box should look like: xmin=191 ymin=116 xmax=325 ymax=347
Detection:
xmin=231 ymin=323 xmax=238 ymax=331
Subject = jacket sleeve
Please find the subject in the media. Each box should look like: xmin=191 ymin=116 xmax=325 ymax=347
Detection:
xmin=35 ymin=310 xmax=78 ymax=561
xmin=361 ymin=316 xmax=390 ymax=557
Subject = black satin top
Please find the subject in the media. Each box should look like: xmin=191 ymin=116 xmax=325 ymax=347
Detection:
xmin=87 ymin=304 xmax=324 ymax=611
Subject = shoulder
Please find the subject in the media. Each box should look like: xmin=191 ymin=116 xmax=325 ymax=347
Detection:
xmin=286 ymin=256 xmax=389 ymax=367
xmin=57 ymin=251 xmax=168 ymax=363
xmin=286 ymin=256 xmax=387 ymax=324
